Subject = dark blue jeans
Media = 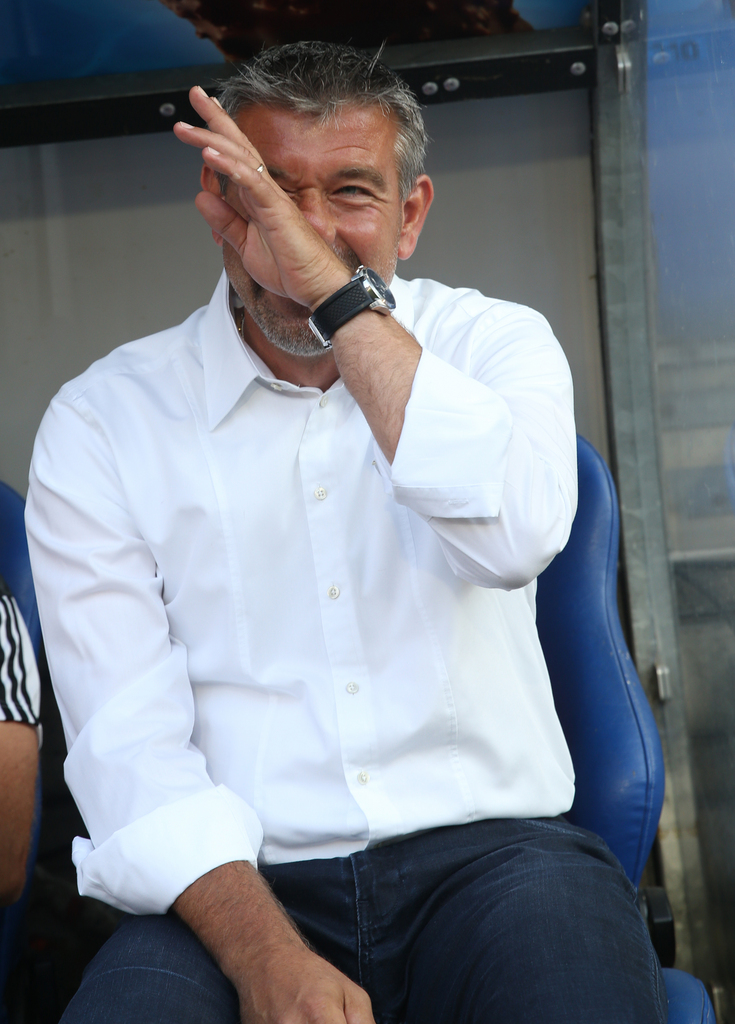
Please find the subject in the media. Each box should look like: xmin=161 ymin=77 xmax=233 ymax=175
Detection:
xmin=61 ymin=818 xmax=667 ymax=1023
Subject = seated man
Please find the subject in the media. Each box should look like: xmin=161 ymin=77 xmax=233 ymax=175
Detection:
xmin=0 ymin=573 xmax=40 ymax=909
xmin=26 ymin=41 xmax=666 ymax=1024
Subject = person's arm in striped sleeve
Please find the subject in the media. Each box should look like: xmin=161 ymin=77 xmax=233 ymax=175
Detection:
xmin=0 ymin=577 xmax=40 ymax=906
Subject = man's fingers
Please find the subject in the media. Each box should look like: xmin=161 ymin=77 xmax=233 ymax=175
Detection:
xmin=343 ymin=984 xmax=376 ymax=1024
xmin=285 ymin=979 xmax=375 ymax=1024
xmin=201 ymin=144 xmax=268 ymax=192
xmin=176 ymin=87 xmax=268 ymax=178
xmin=188 ymin=86 xmax=263 ymax=158
xmin=188 ymin=84 xmax=234 ymax=128
xmin=194 ymin=191 xmax=284 ymax=295
xmin=174 ymin=121 xmax=262 ymax=172
xmin=175 ymin=117 xmax=272 ymax=204
xmin=194 ymin=191 xmax=250 ymax=251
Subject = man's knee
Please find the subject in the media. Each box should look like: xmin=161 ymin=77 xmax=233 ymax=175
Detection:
xmin=404 ymin=821 xmax=667 ymax=1024
xmin=61 ymin=914 xmax=239 ymax=1024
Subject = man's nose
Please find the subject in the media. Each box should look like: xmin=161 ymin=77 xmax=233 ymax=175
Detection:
xmin=297 ymin=194 xmax=337 ymax=245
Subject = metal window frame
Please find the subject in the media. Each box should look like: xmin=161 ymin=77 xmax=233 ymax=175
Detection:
xmin=0 ymin=26 xmax=594 ymax=149
xmin=592 ymin=22 xmax=711 ymax=980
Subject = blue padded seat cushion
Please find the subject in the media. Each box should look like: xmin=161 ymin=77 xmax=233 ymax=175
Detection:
xmin=664 ymin=968 xmax=716 ymax=1023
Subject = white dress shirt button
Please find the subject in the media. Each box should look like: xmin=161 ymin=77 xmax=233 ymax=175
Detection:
xmin=319 ymin=395 xmax=329 ymax=408
xmin=314 ymin=486 xmax=327 ymax=501
xmin=346 ymin=682 xmax=359 ymax=694
xmin=357 ymin=771 xmax=370 ymax=785
xmin=270 ymin=382 xmax=283 ymax=391
xmin=328 ymin=585 xmax=340 ymax=600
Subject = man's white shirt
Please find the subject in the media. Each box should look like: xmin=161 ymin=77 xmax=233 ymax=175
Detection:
xmin=26 ymin=271 xmax=577 ymax=915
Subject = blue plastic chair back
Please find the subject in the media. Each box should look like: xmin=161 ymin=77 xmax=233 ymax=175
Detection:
xmin=0 ymin=481 xmax=40 ymax=656
xmin=535 ymin=436 xmax=665 ymax=889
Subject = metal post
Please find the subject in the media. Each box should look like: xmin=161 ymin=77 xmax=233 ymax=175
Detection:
xmin=592 ymin=6 xmax=714 ymax=981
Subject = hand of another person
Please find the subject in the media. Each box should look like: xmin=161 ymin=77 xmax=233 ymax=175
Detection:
xmin=174 ymin=87 xmax=350 ymax=311
xmin=0 ymin=721 xmax=38 ymax=905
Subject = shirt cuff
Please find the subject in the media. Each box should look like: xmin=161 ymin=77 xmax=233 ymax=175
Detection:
xmin=374 ymin=348 xmax=513 ymax=519
xmin=72 ymin=785 xmax=264 ymax=914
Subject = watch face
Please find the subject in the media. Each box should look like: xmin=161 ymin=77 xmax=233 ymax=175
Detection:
xmin=361 ymin=268 xmax=396 ymax=309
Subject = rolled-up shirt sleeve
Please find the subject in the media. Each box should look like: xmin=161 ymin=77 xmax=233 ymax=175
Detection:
xmin=26 ymin=395 xmax=263 ymax=915
xmin=374 ymin=298 xmax=577 ymax=590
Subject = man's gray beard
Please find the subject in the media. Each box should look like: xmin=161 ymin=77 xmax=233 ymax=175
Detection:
xmin=246 ymin=288 xmax=326 ymax=358
xmin=226 ymin=241 xmax=364 ymax=358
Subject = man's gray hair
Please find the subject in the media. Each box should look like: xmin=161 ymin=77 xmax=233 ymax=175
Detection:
xmin=217 ymin=41 xmax=428 ymax=201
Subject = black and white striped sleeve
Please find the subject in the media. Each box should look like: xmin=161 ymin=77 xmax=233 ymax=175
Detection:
xmin=0 ymin=584 xmax=41 ymax=726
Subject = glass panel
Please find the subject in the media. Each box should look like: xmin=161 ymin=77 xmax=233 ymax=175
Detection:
xmin=647 ymin=0 xmax=735 ymax=1000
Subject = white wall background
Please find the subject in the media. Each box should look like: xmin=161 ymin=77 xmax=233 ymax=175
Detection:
xmin=0 ymin=88 xmax=605 ymax=495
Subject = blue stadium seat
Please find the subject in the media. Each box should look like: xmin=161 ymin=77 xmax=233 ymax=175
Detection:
xmin=536 ymin=436 xmax=714 ymax=1023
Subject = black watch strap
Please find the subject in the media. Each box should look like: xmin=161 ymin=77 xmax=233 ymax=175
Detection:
xmin=311 ymin=279 xmax=374 ymax=343
xmin=309 ymin=267 xmax=395 ymax=349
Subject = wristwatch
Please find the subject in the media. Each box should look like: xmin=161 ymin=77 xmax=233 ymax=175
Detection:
xmin=308 ymin=266 xmax=396 ymax=349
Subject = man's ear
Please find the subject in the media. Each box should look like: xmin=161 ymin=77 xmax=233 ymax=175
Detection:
xmin=397 ymin=175 xmax=434 ymax=261
xmin=200 ymin=165 xmax=226 ymax=247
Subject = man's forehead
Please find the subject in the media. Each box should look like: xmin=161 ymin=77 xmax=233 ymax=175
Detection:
xmin=235 ymin=103 xmax=400 ymax=180
xmin=235 ymin=102 xmax=397 ymax=141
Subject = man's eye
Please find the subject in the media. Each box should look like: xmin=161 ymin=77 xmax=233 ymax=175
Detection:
xmin=337 ymin=186 xmax=369 ymax=196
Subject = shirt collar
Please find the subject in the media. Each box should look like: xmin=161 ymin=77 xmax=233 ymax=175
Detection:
xmin=390 ymin=274 xmax=415 ymax=337
xmin=201 ymin=271 xmax=261 ymax=430
xmin=201 ymin=269 xmax=415 ymax=431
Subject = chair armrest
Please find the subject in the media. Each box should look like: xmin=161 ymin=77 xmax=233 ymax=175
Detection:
xmin=638 ymin=886 xmax=676 ymax=968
